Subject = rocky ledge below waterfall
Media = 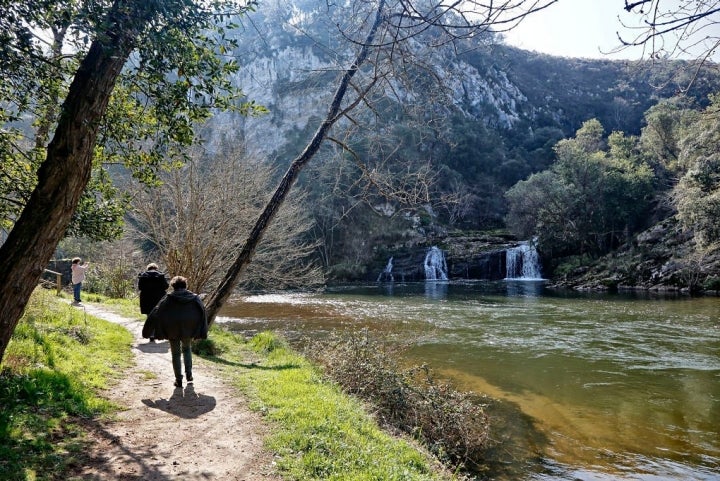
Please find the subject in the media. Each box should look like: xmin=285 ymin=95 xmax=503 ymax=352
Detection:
xmin=367 ymin=231 xmax=527 ymax=283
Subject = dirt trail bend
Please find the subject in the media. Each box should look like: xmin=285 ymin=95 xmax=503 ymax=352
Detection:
xmin=73 ymin=302 xmax=280 ymax=481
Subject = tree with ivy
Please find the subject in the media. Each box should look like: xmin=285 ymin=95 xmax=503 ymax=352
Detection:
xmin=0 ymin=0 xmax=264 ymax=363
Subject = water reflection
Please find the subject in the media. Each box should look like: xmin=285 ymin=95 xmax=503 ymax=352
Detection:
xmin=218 ymin=283 xmax=720 ymax=480
xmin=504 ymin=279 xmax=546 ymax=297
xmin=424 ymin=280 xmax=449 ymax=300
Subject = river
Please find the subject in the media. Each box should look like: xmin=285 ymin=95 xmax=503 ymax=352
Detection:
xmin=217 ymin=281 xmax=720 ymax=480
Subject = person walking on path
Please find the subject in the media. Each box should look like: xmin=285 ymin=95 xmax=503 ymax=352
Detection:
xmin=70 ymin=257 xmax=89 ymax=305
xmin=138 ymin=263 xmax=169 ymax=343
xmin=146 ymin=276 xmax=208 ymax=388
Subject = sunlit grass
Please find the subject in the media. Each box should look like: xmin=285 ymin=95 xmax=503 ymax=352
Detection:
xmin=81 ymin=294 xmax=142 ymax=319
xmin=138 ymin=370 xmax=157 ymax=381
xmin=206 ymin=328 xmax=449 ymax=481
xmin=0 ymin=289 xmax=133 ymax=480
xmin=1 ymin=291 xmax=453 ymax=480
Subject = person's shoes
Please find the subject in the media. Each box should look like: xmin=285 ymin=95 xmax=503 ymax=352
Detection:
xmin=174 ymin=379 xmax=183 ymax=388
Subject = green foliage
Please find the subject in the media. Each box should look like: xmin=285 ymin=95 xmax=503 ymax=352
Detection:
xmin=249 ymin=331 xmax=286 ymax=353
xmin=0 ymin=0 xmax=264 ymax=242
xmin=640 ymin=97 xmax=700 ymax=184
xmin=192 ymin=338 xmax=222 ymax=356
xmin=674 ymin=94 xmax=720 ymax=246
xmin=0 ymin=289 xmax=133 ymax=480
xmin=702 ymin=276 xmax=720 ymax=291
xmin=506 ymin=119 xmax=655 ymax=262
xmin=206 ymin=328 xmax=448 ymax=481
xmin=67 ymin=169 xmax=129 ymax=241
xmin=552 ymin=255 xmax=595 ymax=278
xmin=0 ymin=133 xmax=42 ymax=232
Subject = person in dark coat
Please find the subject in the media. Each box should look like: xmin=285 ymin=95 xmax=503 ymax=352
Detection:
xmin=146 ymin=276 xmax=208 ymax=388
xmin=138 ymin=263 xmax=169 ymax=343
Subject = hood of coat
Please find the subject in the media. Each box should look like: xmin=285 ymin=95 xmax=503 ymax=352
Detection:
xmin=167 ymin=288 xmax=199 ymax=304
xmin=139 ymin=270 xmax=166 ymax=279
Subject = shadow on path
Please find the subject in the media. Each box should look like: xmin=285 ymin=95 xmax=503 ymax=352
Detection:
xmin=136 ymin=341 xmax=170 ymax=354
xmin=141 ymin=384 xmax=217 ymax=419
xmin=76 ymin=418 xmax=176 ymax=481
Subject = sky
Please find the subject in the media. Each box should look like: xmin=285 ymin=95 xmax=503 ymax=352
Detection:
xmin=502 ymin=0 xmax=660 ymax=60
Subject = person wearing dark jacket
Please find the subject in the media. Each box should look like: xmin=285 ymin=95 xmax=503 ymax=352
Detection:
xmin=146 ymin=276 xmax=208 ymax=388
xmin=138 ymin=263 xmax=169 ymax=343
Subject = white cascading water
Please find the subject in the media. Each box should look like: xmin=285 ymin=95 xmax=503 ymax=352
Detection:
xmin=505 ymin=242 xmax=544 ymax=280
xmin=424 ymin=246 xmax=448 ymax=281
xmin=377 ymin=256 xmax=394 ymax=282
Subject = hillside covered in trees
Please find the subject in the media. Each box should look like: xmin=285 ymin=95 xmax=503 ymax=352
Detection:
xmin=3 ymin=0 xmax=720 ymax=294
xmin=192 ymin=0 xmax=720 ymax=287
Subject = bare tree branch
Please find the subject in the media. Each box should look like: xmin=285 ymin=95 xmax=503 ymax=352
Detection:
xmin=204 ymin=0 xmax=557 ymax=321
xmin=617 ymin=0 xmax=720 ymax=63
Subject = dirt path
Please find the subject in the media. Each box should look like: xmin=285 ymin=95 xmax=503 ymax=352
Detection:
xmin=72 ymin=302 xmax=281 ymax=481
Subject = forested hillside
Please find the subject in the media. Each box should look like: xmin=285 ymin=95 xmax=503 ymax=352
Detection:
xmin=3 ymin=0 xmax=719 ymax=291
xmin=197 ymin=0 xmax=720 ymax=283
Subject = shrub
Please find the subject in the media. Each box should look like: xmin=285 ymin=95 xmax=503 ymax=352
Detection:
xmin=552 ymin=254 xmax=594 ymax=278
xmin=192 ymin=338 xmax=223 ymax=356
xmin=306 ymin=331 xmax=490 ymax=473
xmin=702 ymin=276 xmax=720 ymax=291
xmin=250 ymin=331 xmax=285 ymax=353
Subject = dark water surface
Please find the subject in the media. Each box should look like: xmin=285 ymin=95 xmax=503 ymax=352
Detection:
xmin=218 ymin=281 xmax=720 ymax=480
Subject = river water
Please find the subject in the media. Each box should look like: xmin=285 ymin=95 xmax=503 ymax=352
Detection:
xmin=218 ymin=281 xmax=720 ymax=480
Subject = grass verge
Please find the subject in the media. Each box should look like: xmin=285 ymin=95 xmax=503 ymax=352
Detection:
xmin=205 ymin=328 xmax=453 ymax=481
xmin=0 ymin=289 xmax=133 ymax=480
xmin=3 ymin=293 xmax=457 ymax=480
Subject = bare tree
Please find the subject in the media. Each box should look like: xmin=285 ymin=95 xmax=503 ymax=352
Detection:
xmin=203 ymin=0 xmax=560 ymax=322
xmin=620 ymin=1 xmax=720 ymax=60
xmin=130 ymin=146 xmax=322 ymax=293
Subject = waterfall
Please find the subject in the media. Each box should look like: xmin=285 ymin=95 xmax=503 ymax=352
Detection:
xmin=424 ymin=246 xmax=448 ymax=281
xmin=377 ymin=257 xmax=394 ymax=282
xmin=505 ymin=242 xmax=543 ymax=280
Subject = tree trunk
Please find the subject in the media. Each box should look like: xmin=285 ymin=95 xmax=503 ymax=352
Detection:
xmin=0 ymin=2 xmax=149 ymax=364
xmin=204 ymin=1 xmax=387 ymax=323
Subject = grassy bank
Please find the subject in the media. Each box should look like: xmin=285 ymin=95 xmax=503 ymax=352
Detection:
xmin=204 ymin=329 xmax=450 ymax=480
xmin=0 ymin=289 xmax=133 ymax=480
xmin=1 ymin=293 xmax=452 ymax=480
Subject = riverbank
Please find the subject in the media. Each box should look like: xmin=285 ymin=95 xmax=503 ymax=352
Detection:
xmin=1 ymin=290 xmax=450 ymax=480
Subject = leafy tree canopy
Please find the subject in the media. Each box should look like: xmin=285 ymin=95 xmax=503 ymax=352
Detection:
xmin=674 ymin=94 xmax=720 ymax=247
xmin=0 ymin=0 xmax=266 ymax=241
xmin=506 ymin=118 xmax=655 ymax=260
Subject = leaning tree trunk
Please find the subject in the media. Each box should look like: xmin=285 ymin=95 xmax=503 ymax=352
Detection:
xmin=0 ymin=1 xmax=152 ymax=364
xmin=203 ymin=0 xmax=386 ymax=323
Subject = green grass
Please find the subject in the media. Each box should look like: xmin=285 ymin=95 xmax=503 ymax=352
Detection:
xmin=1 ymin=292 xmax=452 ymax=480
xmin=0 ymin=289 xmax=133 ymax=481
xmin=60 ymin=291 xmax=141 ymax=320
xmin=206 ymin=329 xmax=450 ymax=481
xmin=92 ymin=295 xmax=142 ymax=319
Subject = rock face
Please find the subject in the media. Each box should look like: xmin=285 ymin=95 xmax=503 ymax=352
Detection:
xmin=552 ymin=218 xmax=720 ymax=294
xmin=201 ymin=0 xmax=718 ymax=160
xmin=369 ymin=232 xmax=518 ymax=282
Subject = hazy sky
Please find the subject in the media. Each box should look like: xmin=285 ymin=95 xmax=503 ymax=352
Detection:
xmin=502 ymin=1 xmax=656 ymax=60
